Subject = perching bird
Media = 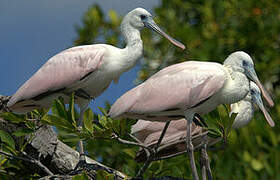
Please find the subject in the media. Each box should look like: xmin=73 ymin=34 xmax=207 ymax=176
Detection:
xmin=132 ymin=81 xmax=273 ymax=162
xmin=109 ymin=51 xmax=274 ymax=180
xmin=6 ymin=8 xmax=185 ymax=162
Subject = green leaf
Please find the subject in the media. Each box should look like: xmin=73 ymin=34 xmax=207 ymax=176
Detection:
xmin=72 ymin=171 xmax=89 ymax=180
xmin=96 ymin=169 xmax=114 ymax=180
xmin=60 ymin=134 xmax=80 ymax=143
xmin=99 ymin=115 xmax=109 ymax=129
xmin=41 ymin=114 xmax=74 ymax=132
xmin=251 ymin=159 xmax=264 ymax=171
xmin=98 ymin=107 xmax=108 ymax=116
xmin=122 ymin=148 xmax=135 ymax=158
xmin=52 ymin=98 xmax=67 ymax=119
xmin=108 ymin=10 xmax=119 ymax=26
xmin=68 ymin=93 xmax=76 ymax=126
xmin=0 ymin=130 xmax=15 ymax=149
xmin=12 ymin=129 xmax=33 ymax=137
xmin=0 ymin=112 xmax=24 ymax=124
xmin=243 ymin=151 xmax=251 ymax=162
xmin=83 ymin=108 xmax=94 ymax=134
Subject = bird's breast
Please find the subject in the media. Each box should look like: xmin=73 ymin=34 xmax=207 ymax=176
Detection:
xmin=75 ymin=69 xmax=116 ymax=98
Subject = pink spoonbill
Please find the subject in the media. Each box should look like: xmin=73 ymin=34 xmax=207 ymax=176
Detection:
xmin=109 ymin=51 xmax=274 ymax=180
xmin=6 ymin=8 xmax=185 ymax=162
xmin=133 ymin=81 xmax=274 ymax=160
xmin=132 ymin=81 xmax=274 ymax=179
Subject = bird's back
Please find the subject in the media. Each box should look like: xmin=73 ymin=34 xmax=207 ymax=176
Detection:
xmin=109 ymin=61 xmax=226 ymax=120
xmin=8 ymin=44 xmax=107 ymax=113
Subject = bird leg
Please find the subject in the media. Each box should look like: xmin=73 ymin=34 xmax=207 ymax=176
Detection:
xmin=200 ymin=133 xmax=212 ymax=180
xmin=155 ymin=120 xmax=171 ymax=150
xmin=201 ymin=159 xmax=207 ymax=180
xmin=136 ymin=121 xmax=171 ymax=178
xmin=186 ymin=117 xmax=199 ymax=180
xmin=73 ymin=105 xmax=88 ymax=171
xmin=77 ymin=108 xmax=86 ymax=161
xmin=202 ymin=134 xmax=212 ymax=180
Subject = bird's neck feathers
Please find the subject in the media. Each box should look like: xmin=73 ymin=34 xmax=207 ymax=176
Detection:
xmin=220 ymin=66 xmax=250 ymax=104
xmin=231 ymin=100 xmax=254 ymax=129
xmin=115 ymin=21 xmax=143 ymax=73
xmin=121 ymin=20 xmax=143 ymax=48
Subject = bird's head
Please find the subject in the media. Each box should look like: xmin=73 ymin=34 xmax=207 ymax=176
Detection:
xmin=124 ymin=8 xmax=152 ymax=30
xmin=122 ymin=8 xmax=185 ymax=50
xmin=224 ymin=51 xmax=274 ymax=108
xmin=231 ymin=81 xmax=274 ymax=128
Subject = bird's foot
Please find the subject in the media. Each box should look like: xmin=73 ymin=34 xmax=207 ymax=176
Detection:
xmin=200 ymin=136 xmax=212 ymax=180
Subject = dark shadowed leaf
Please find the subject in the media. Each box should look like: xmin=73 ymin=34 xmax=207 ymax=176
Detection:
xmin=0 ymin=130 xmax=15 ymax=149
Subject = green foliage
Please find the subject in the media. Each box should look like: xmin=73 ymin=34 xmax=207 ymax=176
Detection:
xmin=74 ymin=5 xmax=121 ymax=46
xmin=72 ymin=171 xmax=90 ymax=180
xmin=0 ymin=109 xmax=47 ymax=179
xmin=96 ymin=169 xmax=114 ymax=180
xmin=0 ymin=130 xmax=15 ymax=152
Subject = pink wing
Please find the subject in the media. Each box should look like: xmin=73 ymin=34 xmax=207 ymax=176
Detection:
xmin=8 ymin=45 xmax=106 ymax=108
xmin=132 ymin=119 xmax=190 ymax=145
xmin=109 ymin=61 xmax=226 ymax=118
xmin=131 ymin=120 xmax=168 ymax=142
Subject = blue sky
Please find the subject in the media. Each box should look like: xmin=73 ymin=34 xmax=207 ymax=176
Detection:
xmin=0 ymin=0 xmax=159 ymax=113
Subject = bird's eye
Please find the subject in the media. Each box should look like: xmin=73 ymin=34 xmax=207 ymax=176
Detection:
xmin=140 ymin=15 xmax=147 ymax=20
xmin=242 ymin=60 xmax=248 ymax=66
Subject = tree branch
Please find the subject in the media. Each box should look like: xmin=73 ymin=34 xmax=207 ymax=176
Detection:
xmin=0 ymin=150 xmax=54 ymax=175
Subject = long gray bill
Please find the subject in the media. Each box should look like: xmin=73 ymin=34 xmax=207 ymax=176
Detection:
xmin=254 ymin=94 xmax=275 ymax=127
xmin=247 ymin=68 xmax=274 ymax=107
xmin=145 ymin=19 xmax=186 ymax=50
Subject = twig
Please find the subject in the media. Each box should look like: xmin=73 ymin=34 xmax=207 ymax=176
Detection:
xmin=129 ymin=134 xmax=151 ymax=158
xmin=0 ymin=150 xmax=53 ymax=175
xmin=111 ymin=133 xmax=153 ymax=152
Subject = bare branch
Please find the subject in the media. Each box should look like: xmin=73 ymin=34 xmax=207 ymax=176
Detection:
xmin=111 ymin=133 xmax=153 ymax=152
xmin=0 ymin=150 xmax=53 ymax=175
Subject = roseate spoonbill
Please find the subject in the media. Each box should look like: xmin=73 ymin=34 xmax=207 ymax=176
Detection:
xmin=132 ymin=81 xmax=274 ymax=179
xmin=109 ymin=51 xmax=274 ymax=180
xmin=133 ymin=82 xmax=273 ymax=152
xmin=6 ymin=7 xmax=185 ymax=162
xmin=133 ymin=80 xmax=273 ymax=158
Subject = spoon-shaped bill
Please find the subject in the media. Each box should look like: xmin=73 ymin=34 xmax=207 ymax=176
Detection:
xmin=144 ymin=18 xmax=186 ymax=50
xmin=253 ymin=92 xmax=275 ymax=127
xmin=254 ymin=79 xmax=274 ymax=107
xmin=246 ymin=68 xmax=274 ymax=107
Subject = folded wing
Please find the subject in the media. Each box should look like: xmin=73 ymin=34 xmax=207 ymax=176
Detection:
xmin=109 ymin=61 xmax=226 ymax=118
xmin=8 ymin=45 xmax=106 ymax=109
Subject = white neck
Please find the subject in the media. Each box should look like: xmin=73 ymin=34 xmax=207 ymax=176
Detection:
xmin=121 ymin=20 xmax=143 ymax=47
xmin=117 ymin=20 xmax=143 ymax=72
xmin=220 ymin=65 xmax=250 ymax=104
xmin=231 ymin=100 xmax=254 ymax=129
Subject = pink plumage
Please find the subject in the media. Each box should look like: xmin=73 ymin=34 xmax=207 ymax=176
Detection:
xmin=8 ymin=45 xmax=106 ymax=112
xmin=109 ymin=61 xmax=226 ymax=120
